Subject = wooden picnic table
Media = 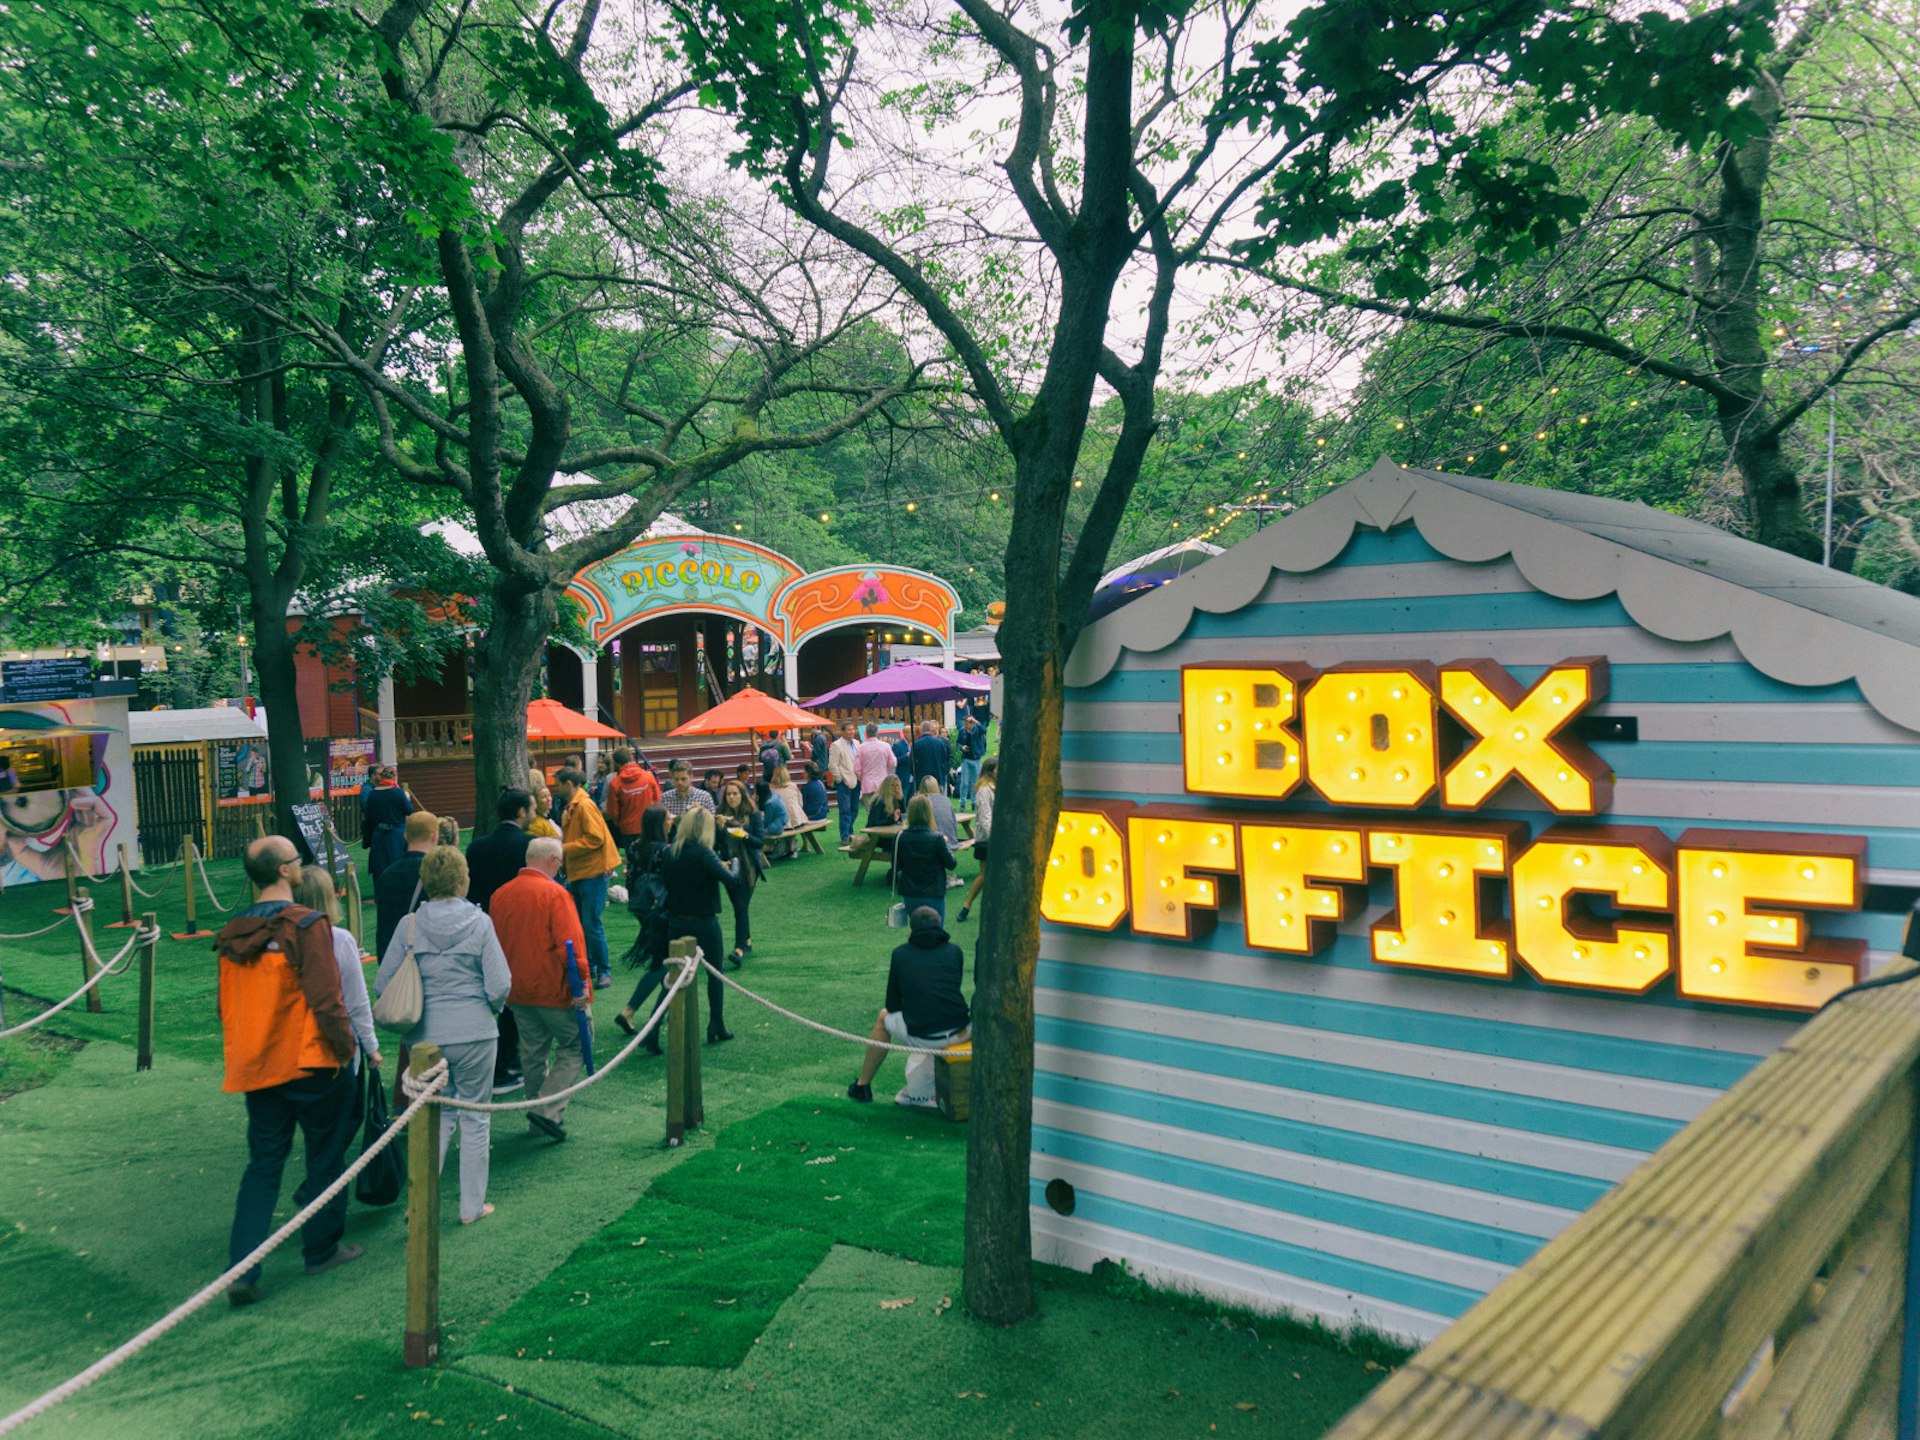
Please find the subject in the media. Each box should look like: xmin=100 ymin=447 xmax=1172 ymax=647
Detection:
xmin=850 ymin=824 xmax=902 ymax=886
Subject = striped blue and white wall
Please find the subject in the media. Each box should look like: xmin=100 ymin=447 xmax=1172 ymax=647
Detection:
xmin=1032 ymin=524 xmax=1920 ymax=1342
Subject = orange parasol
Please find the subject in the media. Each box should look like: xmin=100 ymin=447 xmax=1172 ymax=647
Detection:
xmin=667 ymin=687 xmax=834 ymax=737
xmin=525 ymin=697 xmax=625 ymax=741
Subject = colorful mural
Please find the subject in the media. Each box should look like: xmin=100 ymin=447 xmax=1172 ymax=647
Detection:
xmin=0 ymin=697 xmax=136 ymax=887
xmin=779 ymin=564 xmax=960 ymax=647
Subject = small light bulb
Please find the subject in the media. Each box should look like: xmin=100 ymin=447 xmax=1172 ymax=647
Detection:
xmin=1800 ymin=865 xmax=1818 ymax=880
xmin=1511 ymin=727 xmax=1528 ymax=743
xmin=1159 ymin=876 xmax=1174 ymax=890
xmin=1216 ymin=753 xmax=1230 ymax=766
xmin=1346 ymin=688 xmax=1361 ymax=702
xmin=1536 ymin=896 xmax=1553 ymax=909
xmin=1571 ymin=852 xmax=1589 ymax=868
xmin=1708 ymin=960 xmax=1724 ymax=975
xmin=1571 ymin=946 xmax=1588 ymax=962
xmin=1349 ymin=768 xmax=1365 ymax=782
xmin=1275 ymin=888 xmax=1292 ymax=902
xmin=1707 ymin=911 xmax=1725 ymax=927
xmin=1709 ymin=863 xmax=1727 ymax=879
xmin=1474 ymin=765 xmax=1491 ymax=780
xmin=1269 ymin=838 xmax=1286 ymax=851
xmin=1333 ymin=729 xmax=1350 ymax=743
xmin=1391 ymin=687 xmax=1406 ymax=700
xmin=1088 ymin=824 xmax=1103 ymax=838
xmin=1437 ymin=863 xmax=1454 ymax=879
xmin=1393 ymin=768 xmax=1409 ymax=782
xmin=1215 ymin=720 xmax=1229 ymax=733
xmin=1438 ymin=910 xmax=1455 ymax=926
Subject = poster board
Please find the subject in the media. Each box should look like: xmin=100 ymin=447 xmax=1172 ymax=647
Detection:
xmin=213 ymin=738 xmax=271 ymax=806
xmin=327 ymin=737 xmax=374 ymax=796
xmin=291 ymin=801 xmax=348 ymax=877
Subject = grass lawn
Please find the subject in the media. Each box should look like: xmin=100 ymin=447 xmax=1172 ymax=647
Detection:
xmin=0 ymin=843 xmax=1398 ymax=1438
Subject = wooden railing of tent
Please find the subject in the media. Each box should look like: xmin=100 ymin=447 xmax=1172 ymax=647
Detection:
xmin=1323 ymin=966 xmax=1920 ymax=1440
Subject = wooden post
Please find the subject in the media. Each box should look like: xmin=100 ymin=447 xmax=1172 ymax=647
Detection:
xmin=665 ymin=954 xmax=690 ymax=1147
xmin=74 ymin=886 xmax=103 ymax=1014
xmin=251 ymin=809 xmax=268 ymax=842
xmin=136 ymin=911 xmax=157 ymax=1071
xmin=172 ymin=837 xmax=213 ymax=940
xmin=684 ymin=949 xmax=704 ymax=1131
xmin=403 ymin=1042 xmax=443 ymax=1368
xmin=344 ymin=859 xmax=365 ymax=951
xmin=108 ymin=843 xmax=139 ymax=928
xmin=56 ymin=838 xmax=77 ymax=915
xmin=322 ymin=820 xmax=339 ymax=892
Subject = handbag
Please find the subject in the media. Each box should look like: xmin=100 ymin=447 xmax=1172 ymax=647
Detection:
xmin=372 ymin=913 xmax=423 ymax=1031
xmin=354 ymin=1062 xmax=405 ymax=1207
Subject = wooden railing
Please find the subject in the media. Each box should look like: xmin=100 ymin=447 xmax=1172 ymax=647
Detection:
xmin=1325 ymin=968 xmax=1920 ymax=1440
xmin=395 ymin=714 xmax=472 ymax=761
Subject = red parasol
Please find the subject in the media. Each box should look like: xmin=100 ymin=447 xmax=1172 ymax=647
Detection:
xmin=667 ymin=687 xmax=834 ymax=736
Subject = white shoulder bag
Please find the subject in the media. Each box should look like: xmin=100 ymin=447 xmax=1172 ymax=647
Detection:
xmin=372 ymin=912 xmax=424 ymax=1031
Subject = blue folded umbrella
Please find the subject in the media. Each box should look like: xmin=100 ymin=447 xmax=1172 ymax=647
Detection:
xmin=564 ymin=940 xmax=596 ymax=1074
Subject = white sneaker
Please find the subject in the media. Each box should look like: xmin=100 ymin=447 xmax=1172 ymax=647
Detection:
xmin=894 ymin=1090 xmax=939 ymax=1110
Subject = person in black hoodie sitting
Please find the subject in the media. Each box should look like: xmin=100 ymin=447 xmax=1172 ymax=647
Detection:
xmin=658 ymin=807 xmax=740 ymax=1043
xmin=847 ymin=907 xmax=969 ymax=1108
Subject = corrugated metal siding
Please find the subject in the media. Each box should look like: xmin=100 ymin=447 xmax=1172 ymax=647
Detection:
xmin=1033 ymin=523 xmax=1919 ymax=1342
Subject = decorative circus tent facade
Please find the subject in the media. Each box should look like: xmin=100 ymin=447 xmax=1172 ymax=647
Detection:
xmin=1032 ymin=458 xmax=1920 ymax=1342
xmin=290 ymin=516 xmax=961 ymax=822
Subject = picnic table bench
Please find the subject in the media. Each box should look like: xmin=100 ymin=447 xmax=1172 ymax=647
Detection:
xmin=844 ymin=824 xmax=973 ymax=886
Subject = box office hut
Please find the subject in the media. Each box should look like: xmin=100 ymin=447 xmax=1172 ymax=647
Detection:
xmin=1034 ymin=458 xmax=1920 ymax=1343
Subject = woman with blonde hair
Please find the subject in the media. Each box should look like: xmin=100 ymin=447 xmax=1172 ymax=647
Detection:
xmin=660 ymin=807 xmax=740 ymax=1043
xmin=955 ymin=755 xmax=995 ymax=924
xmin=527 ymin=785 xmax=561 ymax=840
xmin=893 ymin=793 xmax=957 ymax=923
xmin=293 ymin=866 xmax=379 ymax=1075
xmin=374 ymin=846 xmax=511 ymax=1224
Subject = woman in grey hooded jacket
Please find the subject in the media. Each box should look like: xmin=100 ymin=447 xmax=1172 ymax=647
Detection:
xmin=376 ymin=845 xmax=512 ymax=1224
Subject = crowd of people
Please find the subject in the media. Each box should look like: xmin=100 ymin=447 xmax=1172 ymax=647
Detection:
xmin=216 ymin=712 xmax=994 ymax=1305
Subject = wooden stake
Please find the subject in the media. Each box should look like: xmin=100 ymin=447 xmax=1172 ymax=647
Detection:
xmin=108 ymin=843 xmax=139 ymax=928
xmin=403 ymin=1042 xmax=443 ymax=1368
xmin=344 ymin=860 xmax=364 ymax=952
xmin=74 ymin=885 xmax=102 ymax=1014
xmin=136 ymin=911 xmax=157 ymax=1071
xmin=666 ymin=956 xmax=689 ymax=1146
xmin=252 ymin=809 xmax=268 ymax=842
xmin=56 ymin=837 xmax=77 ymax=915
xmin=685 ymin=954 xmax=704 ymax=1131
xmin=322 ymin=819 xmax=339 ymax=890
xmin=172 ymin=837 xmax=213 ymax=940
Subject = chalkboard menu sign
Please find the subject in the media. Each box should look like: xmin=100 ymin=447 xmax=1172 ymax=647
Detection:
xmin=0 ymin=657 xmax=95 ymax=703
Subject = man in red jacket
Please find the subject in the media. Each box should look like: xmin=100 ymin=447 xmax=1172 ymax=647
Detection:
xmin=603 ymin=747 xmax=661 ymax=852
xmin=489 ymin=836 xmax=592 ymax=1142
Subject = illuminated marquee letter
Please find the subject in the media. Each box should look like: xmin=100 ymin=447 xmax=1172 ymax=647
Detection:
xmin=1675 ymin=830 xmax=1866 ymax=1010
xmin=1440 ymin=658 xmax=1611 ymax=814
xmin=1181 ymin=665 xmax=1310 ymax=799
xmin=1127 ymin=812 xmax=1240 ymax=940
xmin=1368 ymin=822 xmax=1528 ymax=977
xmin=1302 ymin=666 xmax=1442 ymax=809
xmin=1241 ymin=823 xmax=1366 ymax=954
xmin=1511 ymin=827 xmax=1673 ymax=993
xmin=1040 ymin=807 xmax=1132 ymax=930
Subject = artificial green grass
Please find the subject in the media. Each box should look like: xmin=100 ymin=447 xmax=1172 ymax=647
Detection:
xmin=0 ymin=849 xmax=1397 ymax=1439
xmin=650 ymin=1095 xmax=969 ymax=1266
xmin=470 ymin=1198 xmax=833 ymax=1368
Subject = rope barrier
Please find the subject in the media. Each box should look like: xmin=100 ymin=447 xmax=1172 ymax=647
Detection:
xmin=0 ymin=913 xmax=79 ymax=942
xmin=698 ymin=958 xmax=964 ymax=1055
xmin=402 ymin=957 xmax=700 ymax=1113
xmin=0 ymin=916 xmax=154 ymax=1040
xmin=0 ymin=1060 xmax=449 ymax=1438
xmin=197 ymin=859 xmax=238 ymax=915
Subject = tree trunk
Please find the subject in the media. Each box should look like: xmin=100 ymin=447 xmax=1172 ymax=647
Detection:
xmin=963 ymin=447 xmax=1077 ymax=1326
xmin=469 ymin=576 xmax=555 ymax=837
xmin=249 ymin=605 xmax=313 ymax=856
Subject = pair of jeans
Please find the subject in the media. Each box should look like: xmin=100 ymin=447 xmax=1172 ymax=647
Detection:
xmin=899 ymin=893 xmax=945 ymax=925
xmin=228 ymin=1065 xmax=357 ymax=1285
xmin=568 ymin=872 xmax=611 ymax=979
xmin=958 ymin=758 xmax=982 ymax=805
xmin=666 ymin=915 xmax=727 ymax=1035
xmin=835 ymin=783 xmax=860 ymax=842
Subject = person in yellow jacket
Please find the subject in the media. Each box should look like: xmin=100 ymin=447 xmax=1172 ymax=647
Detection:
xmin=553 ymin=765 xmax=620 ymax=986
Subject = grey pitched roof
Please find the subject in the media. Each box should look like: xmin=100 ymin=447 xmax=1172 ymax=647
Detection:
xmin=1066 ymin=458 xmax=1920 ymax=732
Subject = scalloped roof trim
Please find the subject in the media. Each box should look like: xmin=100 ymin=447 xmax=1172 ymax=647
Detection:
xmin=1065 ymin=459 xmax=1920 ymax=734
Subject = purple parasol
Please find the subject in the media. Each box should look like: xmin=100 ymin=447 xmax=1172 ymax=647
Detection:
xmin=807 ymin=660 xmax=991 ymax=710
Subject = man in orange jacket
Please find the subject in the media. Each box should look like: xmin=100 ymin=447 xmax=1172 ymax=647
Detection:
xmin=216 ymin=836 xmax=361 ymax=1307
xmin=603 ymin=746 xmax=661 ymax=851
xmin=490 ymin=836 xmax=592 ymax=1141
xmin=554 ymin=765 xmax=620 ymax=988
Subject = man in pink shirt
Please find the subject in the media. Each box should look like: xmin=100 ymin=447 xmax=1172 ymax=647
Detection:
xmin=853 ymin=721 xmax=897 ymax=804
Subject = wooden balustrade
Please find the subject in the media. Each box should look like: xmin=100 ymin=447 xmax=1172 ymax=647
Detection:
xmin=1323 ymin=966 xmax=1920 ymax=1440
xmin=394 ymin=714 xmax=473 ymax=761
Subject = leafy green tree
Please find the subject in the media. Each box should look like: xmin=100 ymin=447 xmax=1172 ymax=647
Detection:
xmin=0 ymin=0 xmax=460 ymax=844
xmin=668 ymin=0 xmax=1791 ymax=1322
xmin=1226 ymin=0 xmax=1920 ymax=562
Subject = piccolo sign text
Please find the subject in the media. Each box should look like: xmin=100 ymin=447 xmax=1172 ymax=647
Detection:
xmin=1042 ymin=659 xmax=1866 ymax=1011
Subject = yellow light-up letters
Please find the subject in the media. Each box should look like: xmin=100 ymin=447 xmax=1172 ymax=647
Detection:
xmin=1039 ymin=807 xmax=1131 ymax=931
xmin=1367 ymin=823 xmax=1525 ymax=977
xmin=1511 ymin=828 xmax=1673 ymax=993
xmin=1675 ymin=831 xmax=1866 ymax=1010
xmin=1181 ymin=666 xmax=1308 ymax=799
xmin=1128 ymin=813 xmax=1240 ymax=940
xmin=1302 ymin=667 xmax=1440 ymax=808
xmin=1440 ymin=658 xmax=1611 ymax=814
xmin=1241 ymin=823 xmax=1367 ymax=954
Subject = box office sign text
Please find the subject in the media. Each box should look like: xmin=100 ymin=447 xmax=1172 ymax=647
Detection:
xmin=1042 ymin=658 xmax=1866 ymax=1012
